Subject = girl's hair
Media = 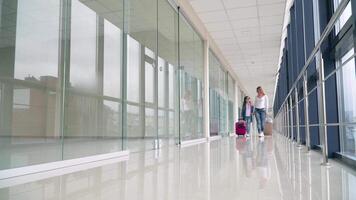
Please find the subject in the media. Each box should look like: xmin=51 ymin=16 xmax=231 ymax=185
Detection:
xmin=256 ymin=86 xmax=265 ymax=95
xmin=243 ymin=96 xmax=249 ymax=106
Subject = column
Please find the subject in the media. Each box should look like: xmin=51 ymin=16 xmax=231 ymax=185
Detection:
xmin=203 ymin=40 xmax=210 ymax=139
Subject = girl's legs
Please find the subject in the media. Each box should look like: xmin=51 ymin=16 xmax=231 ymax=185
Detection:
xmin=246 ymin=117 xmax=251 ymax=134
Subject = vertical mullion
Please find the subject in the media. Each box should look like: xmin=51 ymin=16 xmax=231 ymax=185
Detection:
xmin=165 ymin=61 xmax=170 ymax=141
xmin=177 ymin=7 xmax=181 ymax=145
xmin=225 ymin=71 xmax=228 ymax=135
xmin=290 ymin=97 xmax=294 ymax=140
xmin=336 ymin=60 xmax=345 ymax=153
xmin=154 ymin=0 xmax=159 ymax=147
xmin=140 ymin=44 xmax=146 ymax=139
xmin=59 ymin=0 xmax=71 ymax=158
xmin=96 ymin=16 xmax=104 ymax=137
xmin=121 ymin=0 xmax=128 ymax=150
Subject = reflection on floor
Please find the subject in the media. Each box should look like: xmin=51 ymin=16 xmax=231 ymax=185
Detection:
xmin=1 ymin=134 xmax=356 ymax=200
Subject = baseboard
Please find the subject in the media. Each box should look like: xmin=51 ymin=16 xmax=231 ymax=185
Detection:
xmin=334 ymin=152 xmax=356 ymax=170
xmin=208 ymin=135 xmax=222 ymax=142
xmin=180 ymin=138 xmax=207 ymax=148
xmin=0 ymin=150 xmax=129 ymax=183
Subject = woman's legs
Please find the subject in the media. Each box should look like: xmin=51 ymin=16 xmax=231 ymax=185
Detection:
xmin=255 ymin=110 xmax=262 ymax=133
xmin=260 ymin=110 xmax=266 ymax=132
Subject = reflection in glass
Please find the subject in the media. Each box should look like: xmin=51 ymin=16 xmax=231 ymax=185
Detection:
xmin=158 ymin=57 xmax=166 ymax=108
xmin=169 ymin=64 xmax=175 ymax=110
xmin=127 ymin=36 xmax=141 ymax=103
xmin=145 ymin=61 xmax=155 ymax=103
xmin=209 ymin=51 xmax=229 ymax=136
xmin=334 ymin=0 xmax=352 ymax=34
xmin=0 ymin=0 xmax=62 ymax=170
xmin=179 ymin=15 xmax=204 ymax=141
xmin=157 ymin=0 xmax=178 ymax=146
xmin=70 ymin=0 xmax=97 ymax=91
xmin=124 ymin=0 xmax=158 ymax=152
xmin=228 ymin=74 xmax=235 ymax=133
xmin=64 ymin=0 xmax=123 ymax=159
xmin=104 ymin=20 xmax=122 ymax=98
xmin=127 ymin=105 xmax=141 ymax=151
xmin=158 ymin=110 xmax=165 ymax=137
xmin=338 ymin=49 xmax=356 ymax=157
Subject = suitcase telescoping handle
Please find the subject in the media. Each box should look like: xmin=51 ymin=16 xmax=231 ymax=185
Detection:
xmin=238 ymin=124 xmax=245 ymax=128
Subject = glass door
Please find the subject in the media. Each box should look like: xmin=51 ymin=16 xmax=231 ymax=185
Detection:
xmin=124 ymin=0 xmax=158 ymax=152
xmin=157 ymin=0 xmax=179 ymax=147
xmin=144 ymin=49 xmax=158 ymax=150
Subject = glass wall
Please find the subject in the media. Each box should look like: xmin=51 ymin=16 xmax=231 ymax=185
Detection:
xmin=0 ymin=0 xmax=63 ymax=170
xmin=227 ymin=74 xmax=235 ymax=133
xmin=238 ymin=88 xmax=245 ymax=118
xmin=209 ymin=50 xmax=227 ymax=136
xmin=337 ymin=49 xmax=356 ymax=158
xmin=125 ymin=0 xmax=158 ymax=152
xmin=179 ymin=15 xmax=204 ymax=141
xmin=63 ymin=0 xmax=124 ymax=159
xmin=273 ymin=0 xmax=356 ymax=161
xmin=0 ymin=0 xmax=232 ymax=171
xmin=0 ymin=0 xmax=126 ymax=168
xmin=334 ymin=0 xmax=352 ymax=34
xmin=157 ymin=0 xmax=179 ymax=146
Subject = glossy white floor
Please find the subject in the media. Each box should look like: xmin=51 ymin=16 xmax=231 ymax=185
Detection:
xmin=0 ymin=133 xmax=356 ymax=200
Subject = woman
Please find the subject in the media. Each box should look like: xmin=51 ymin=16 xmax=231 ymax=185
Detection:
xmin=254 ymin=86 xmax=269 ymax=137
xmin=241 ymin=96 xmax=254 ymax=137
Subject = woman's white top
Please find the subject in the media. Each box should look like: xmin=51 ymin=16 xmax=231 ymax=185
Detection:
xmin=254 ymin=95 xmax=269 ymax=110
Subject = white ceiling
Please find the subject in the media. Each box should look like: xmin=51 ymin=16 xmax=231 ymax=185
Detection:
xmin=187 ymin=0 xmax=286 ymax=104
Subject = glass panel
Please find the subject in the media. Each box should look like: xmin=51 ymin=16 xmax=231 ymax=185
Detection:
xmin=197 ymin=79 xmax=204 ymax=135
xmin=64 ymin=0 xmax=123 ymax=159
xmin=158 ymin=57 xmax=166 ymax=108
xmin=125 ymin=0 xmax=157 ymax=151
xmin=158 ymin=109 xmax=166 ymax=138
xmin=158 ymin=0 xmax=178 ymax=146
xmin=145 ymin=62 xmax=155 ymax=103
xmin=127 ymin=37 xmax=141 ymax=103
xmin=209 ymin=50 xmax=229 ymax=136
xmin=145 ymin=108 xmax=155 ymax=138
xmin=334 ymin=0 xmax=352 ymax=34
xmin=69 ymin=0 xmax=97 ymax=91
xmin=0 ymin=0 xmax=62 ymax=170
xmin=169 ymin=111 xmax=175 ymax=144
xmin=219 ymin=72 xmax=227 ymax=135
xmin=179 ymin=15 xmax=204 ymax=141
xmin=338 ymin=49 xmax=356 ymax=157
xmin=227 ymin=74 xmax=235 ymax=133
xmin=169 ymin=64 xmax=175 ymax=109
xmin=127 ymin=105 xmax=141 ymax=151
xmin=104 ymin=20 xmax=122 ymax=98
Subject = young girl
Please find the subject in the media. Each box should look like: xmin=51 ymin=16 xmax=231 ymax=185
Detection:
xmin=241 ymin=96 xmax=254 ymax=137
xmin=254 ymin=86 xmax=269 ymax=137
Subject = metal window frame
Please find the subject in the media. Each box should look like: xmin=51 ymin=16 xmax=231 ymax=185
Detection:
xmin=275 ymin=0 xmax=351 ymax=165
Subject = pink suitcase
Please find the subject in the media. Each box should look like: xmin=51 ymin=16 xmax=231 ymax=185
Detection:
xmin=235 ymin=120 xmax=247 ymax=136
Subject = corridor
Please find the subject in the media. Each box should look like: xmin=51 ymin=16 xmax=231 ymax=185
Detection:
xmin=1 ymin=134 xmax=355 ymax=200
